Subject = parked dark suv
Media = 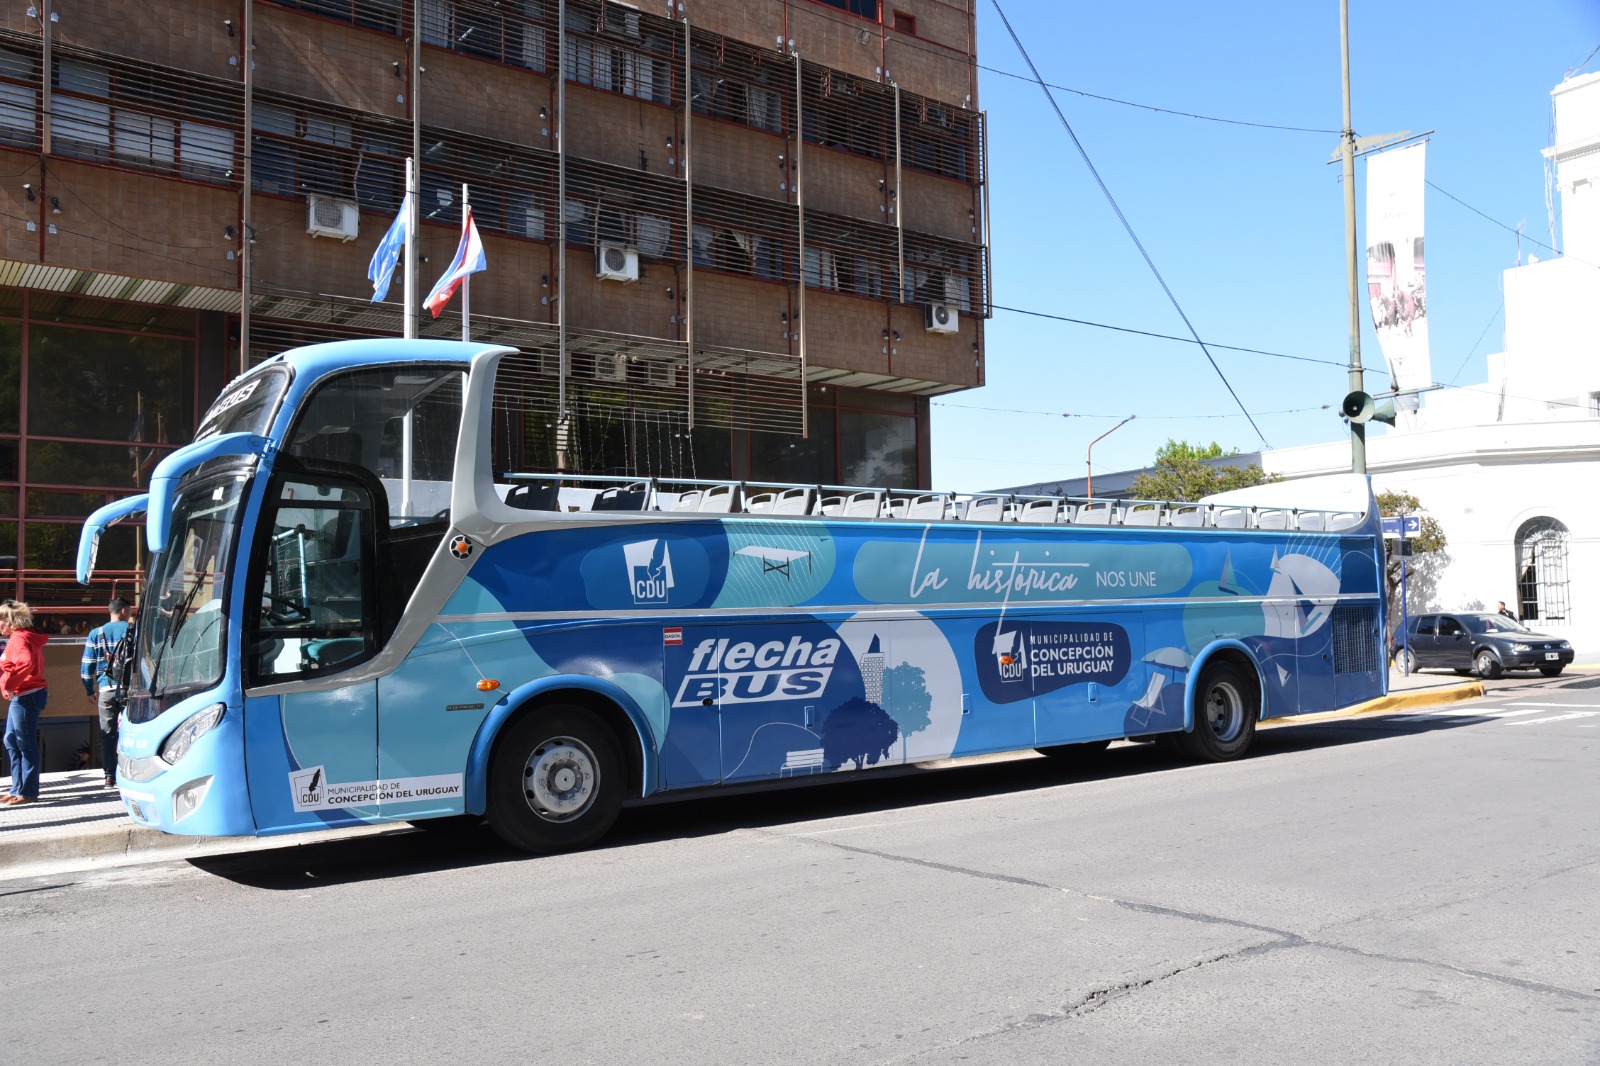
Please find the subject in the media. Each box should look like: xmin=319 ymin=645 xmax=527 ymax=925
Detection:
xmin=1392 ymin=612 xmax=1574 ymax=678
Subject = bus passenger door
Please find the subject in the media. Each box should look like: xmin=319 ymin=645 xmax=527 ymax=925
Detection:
xmin=243 ymin=468 xmax=383 ymax=829
xmin=661 ymin=626 xmax=724 ymax=789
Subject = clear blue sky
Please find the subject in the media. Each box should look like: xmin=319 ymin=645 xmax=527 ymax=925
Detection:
xmin=931 ymin=0 xmax=1600 ymax=491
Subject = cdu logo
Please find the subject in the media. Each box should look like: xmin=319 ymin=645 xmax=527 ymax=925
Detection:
xmin=992 ymin=626 xmax=1027 ymax=685
xmin=289 ymin=766 xmax=325 ymax=811
xmin=622 ymin=539 xmax=675 ymax=605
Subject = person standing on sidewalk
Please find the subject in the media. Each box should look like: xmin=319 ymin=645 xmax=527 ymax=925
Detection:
xmin=1 ymin=600 xmax=49 ymax=806
xmin=80 ymin=597 xmax=132 ymax=789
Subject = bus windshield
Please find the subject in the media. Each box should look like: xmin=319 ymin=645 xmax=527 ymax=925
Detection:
xmin=195 ymin=364 xmax=291 ymax=442
xmin=135 ymin=471 xmax=250 ymax=713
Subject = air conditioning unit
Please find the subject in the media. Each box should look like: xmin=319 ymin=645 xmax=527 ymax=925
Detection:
xmin=590 ymin=352 xmax=629 ymax=382
xmin=595 ymin=242 xmax=640 ymax=282
xmin=642 ymin=362 xmax=678 ymax=388
xmin=924 ymin=301 xmax=959 ymax=334
xmin=306 ymin=196 xmax=360 ymax=241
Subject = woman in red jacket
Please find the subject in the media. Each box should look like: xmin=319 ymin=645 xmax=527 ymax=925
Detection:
xmin=1 ymin=600 xmax=49 ymax=805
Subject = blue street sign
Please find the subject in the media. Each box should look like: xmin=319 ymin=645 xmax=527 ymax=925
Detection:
xmin=1381 ymin=515 xmax=1422 ymax=538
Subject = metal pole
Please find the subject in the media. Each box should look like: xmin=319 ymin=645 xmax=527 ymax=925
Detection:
xmin=1399 ymin=539 xmax=1410 ymax=676
xmin=239 ymin=0 xmax=253 ymax=375
xmin=39 ymin=0 xmax=51 ymax=155
xmin=683 ymin=15 xmax=694 ymax=430
xmin=460 ymin=182 xmax=470 ymax=341
xmin=1340 ymin=0 xmax=1366 ymax=474
xmin=403 ymin=156 xmax=418 ymax=339
xmin=400 ymin=154 xmax=417 ymax=514
xmin=893 ymin=82 xmax=904 ymax=306
xmin=1085 ymin=414 xmax=1135 ymax=499
xmin=793 ymin=49 xmax=807 ymax=439
xmin=556 ymin=0 xmax=568 ymax=429
xmin=980 ymin=109 xmax=991 ymax=318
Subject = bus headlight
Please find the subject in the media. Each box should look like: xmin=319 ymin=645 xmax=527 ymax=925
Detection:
xmin=160 ymin=704 xmax=225 ymax=765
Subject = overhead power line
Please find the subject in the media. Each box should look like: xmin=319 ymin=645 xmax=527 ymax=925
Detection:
xmin=990 ymin=0 xmax=1270 ymax=449
xmin=976 ymin=64 xmax=1339 ymax=134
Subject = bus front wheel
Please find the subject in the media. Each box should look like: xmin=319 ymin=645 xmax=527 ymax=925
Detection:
xmin=488 ymin=706 xmax=624 ymax=854
xmin=1176 ymin=660 xmax=1257 ymax=763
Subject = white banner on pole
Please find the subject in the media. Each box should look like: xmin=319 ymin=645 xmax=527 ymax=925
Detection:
xmin=1365 ymin=142 xmax=1430 ymax=411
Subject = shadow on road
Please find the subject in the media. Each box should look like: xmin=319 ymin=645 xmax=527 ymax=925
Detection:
xmin=186 ymin=698 xmax=1529 ymax=890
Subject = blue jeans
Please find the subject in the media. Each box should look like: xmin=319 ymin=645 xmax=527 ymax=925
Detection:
xmin=5 ymin=688 xmax=47 ymax=799
xmin=97 ymin=689 xmax=122 ymax=782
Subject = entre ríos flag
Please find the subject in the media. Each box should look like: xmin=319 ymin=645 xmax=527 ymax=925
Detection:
xmin=424 ymin=206 xmax=487 ymax=317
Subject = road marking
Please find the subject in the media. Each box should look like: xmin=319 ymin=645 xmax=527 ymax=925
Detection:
xmin=1508 ymin=711 xmax=1600 ymax=726
xmin=1462 ymin=707 xmax=1562 ymax=718
xmin=1387 ymin=706 xmax=1542 ymax=720
xmin=1505 ymin=701 xmax=1600 ymax=709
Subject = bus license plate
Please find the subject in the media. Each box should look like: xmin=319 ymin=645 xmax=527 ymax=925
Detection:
xmin=1545 ymin=652 xmax=1560 ymax=660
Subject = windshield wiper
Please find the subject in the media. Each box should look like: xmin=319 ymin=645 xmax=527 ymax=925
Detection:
xmin=148 ymin=567 xmax=212 ymax=699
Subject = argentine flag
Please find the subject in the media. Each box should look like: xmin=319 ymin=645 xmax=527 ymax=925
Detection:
xmin=367 ymin=193 xmax=413 ymax=302
xmin=424 ymin=207 xmax=488 ymax=317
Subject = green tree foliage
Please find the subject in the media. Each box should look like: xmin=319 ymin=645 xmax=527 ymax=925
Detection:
xmin=1376 ymin=489 xmax=1449 ymax=638
xmin=1128 ymin=439 xmax=1274 ymax=502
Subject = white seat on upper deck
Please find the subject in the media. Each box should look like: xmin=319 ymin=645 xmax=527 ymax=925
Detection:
xmin=698 ymin=483 xmax=739 ymax=513
xmin=841 ymin=491 xmax=883 ymax=518
xmin=963 ymin=496 xmax=1008 ymax=522
xmin=1016 ymin=498 xmax=1060 ymax=524
xmin=904 ymin=493 xmax=948 ymax=519
xmin=772 ymin=487 xmax=814 ymax=515
xmin=1073 ymin=501 xmax=1116 ymax=525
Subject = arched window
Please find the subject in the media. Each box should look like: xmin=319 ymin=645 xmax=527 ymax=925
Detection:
xmin=1515 ymin=517 xmax=1571 ymax=623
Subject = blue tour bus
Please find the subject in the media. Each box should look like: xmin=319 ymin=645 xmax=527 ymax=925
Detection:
xmin=77 ymin=339 xmax=1387 ymax=853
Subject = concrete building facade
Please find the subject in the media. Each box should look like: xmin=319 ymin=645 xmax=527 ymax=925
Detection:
xmin=0 ymin=0 xmax=990 ymax=628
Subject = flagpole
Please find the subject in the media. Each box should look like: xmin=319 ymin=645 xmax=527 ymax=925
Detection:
xmin=404 ymin=156 xmax=418 ymax=340
xmin=461 ymin=183 xmax=470 ymax=342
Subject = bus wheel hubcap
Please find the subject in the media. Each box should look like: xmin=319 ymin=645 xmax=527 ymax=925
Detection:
xmin=523 ymin=738 xmax=597 ymax=821
xmin=1205 ymin=683 xmax=1244 ymax=743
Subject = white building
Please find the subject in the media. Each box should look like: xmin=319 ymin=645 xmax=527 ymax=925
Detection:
xmin=1264 ymin=72 xmax=1600 ymax=646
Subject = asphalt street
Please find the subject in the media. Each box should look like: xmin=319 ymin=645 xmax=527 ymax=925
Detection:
xmin=2 ymin=675 xmax=1597 ymax=1065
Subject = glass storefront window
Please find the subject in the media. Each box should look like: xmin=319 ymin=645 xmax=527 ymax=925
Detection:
xmin=24 ymin=440 xmax=175 ymax=491
xmin=26 ymin=490 xmax=110 ymax=517
xmin=750 ymin=408 xmax=837 ymax=485
xmin=0 ymin=321 xmax=17 ymax=433
xmin=840 ymin=408 xmax=916 ymax=487
xmin=28 ymin=324 xmax=194 ymax=445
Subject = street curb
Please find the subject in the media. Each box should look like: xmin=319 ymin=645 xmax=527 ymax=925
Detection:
xmin=1280 ymin=681 xmax=1486 ymax=725
xmin=0 ymin=817 xmax=404 ymax=876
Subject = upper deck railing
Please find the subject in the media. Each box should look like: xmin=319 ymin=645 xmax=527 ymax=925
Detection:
xmin=496 ymin=472 xmax=1367 ymax=533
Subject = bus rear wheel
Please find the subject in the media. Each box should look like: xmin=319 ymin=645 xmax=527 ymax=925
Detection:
xmin=1176 ymin=660 xmax=1257 ymax=762
xmin=488 ymin=706 xmax=624 ymax=854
